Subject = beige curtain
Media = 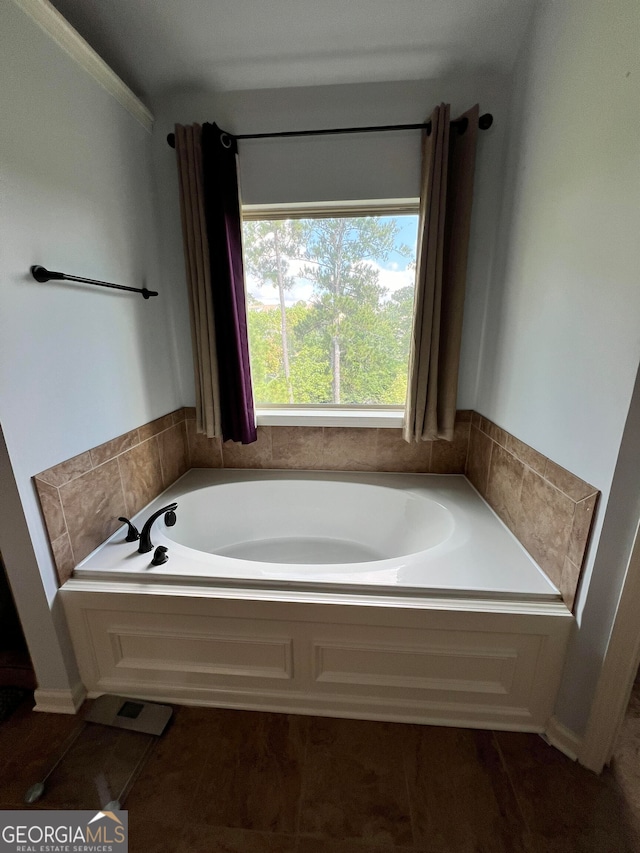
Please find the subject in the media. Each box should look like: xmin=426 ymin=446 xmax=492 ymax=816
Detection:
xmin=404 ymin=103 xmax=479 ymax=442
xmin=175 ymin=124 xmax=221 ymax=438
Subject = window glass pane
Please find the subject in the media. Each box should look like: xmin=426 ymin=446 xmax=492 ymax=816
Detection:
xmin=242 ymin=214 xmax=418 ymax=406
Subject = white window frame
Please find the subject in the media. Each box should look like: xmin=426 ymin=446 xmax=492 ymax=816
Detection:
xmin=242 ymin=199 xmax=420 ymax=429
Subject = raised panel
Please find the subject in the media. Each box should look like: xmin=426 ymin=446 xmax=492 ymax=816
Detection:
xmin=109 ymin=628 xmax=293 ymax=680
xmin=80 ymin=609 xmax=299 ymax=689
xmin=314 ymin=641 xmax=517 ymax=694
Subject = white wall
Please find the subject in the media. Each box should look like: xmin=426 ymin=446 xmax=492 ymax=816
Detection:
xmin=475 ymin=0 xmax=640 ymax=733
xmin=0 ymin=2 xmax=182 ymax=690
xmin=151 ymin=75 xmax=512 ymax=408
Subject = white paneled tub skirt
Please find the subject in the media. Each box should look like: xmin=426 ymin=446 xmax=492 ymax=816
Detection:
xmin=61 ymin=469 xmax=573 ymax=734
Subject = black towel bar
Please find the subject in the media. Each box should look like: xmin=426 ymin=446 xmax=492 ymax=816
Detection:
xmin=30 ymin=266 xmax=158 ymax=299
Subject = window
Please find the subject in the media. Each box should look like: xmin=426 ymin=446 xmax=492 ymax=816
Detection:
xmin=242 ymin=204 xmax=419 ymax=420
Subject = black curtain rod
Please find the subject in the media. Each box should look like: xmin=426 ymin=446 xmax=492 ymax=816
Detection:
xmin=30 ymin=266 xmax=158 ymax=299
xmin=166 ymin=112 xmax=493 ymax=149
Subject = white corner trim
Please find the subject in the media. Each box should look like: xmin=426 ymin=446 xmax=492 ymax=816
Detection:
xmin=34 ymin=681 xmax=86 ymax=714
xmin=579 ymin=518 xmax=640 ymax=773
xmin=543 ymin=715 xmax=582 ymax=761
xmin=11 ymin=0 xmax=154 ymax=132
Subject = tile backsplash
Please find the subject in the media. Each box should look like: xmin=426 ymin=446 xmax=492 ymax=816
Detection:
xmin=35 ymin=407 xmax=598 ymax=607
xmin=465 ymin=414 xmax=598 ymax=610
xmin=185 ymin=410 xmax=472 ymax=474
xmin=35 ymin=409 xmax=189 ymax=584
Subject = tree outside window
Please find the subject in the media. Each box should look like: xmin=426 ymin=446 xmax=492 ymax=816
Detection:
xmin=242 ymin=213 xmax=418 ymax=407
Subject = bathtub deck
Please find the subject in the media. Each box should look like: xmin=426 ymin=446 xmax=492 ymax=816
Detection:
xmin=74 ymin=469 xmax=559 ymax=601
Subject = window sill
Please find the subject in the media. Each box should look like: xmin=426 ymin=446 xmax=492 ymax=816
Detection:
xmin=255 ymin=408 xmax=405 ymax=429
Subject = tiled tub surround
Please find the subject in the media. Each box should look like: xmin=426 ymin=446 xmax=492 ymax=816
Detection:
xmin=186 ymin=410 xmax=472 ymax=474
xmin=35 ymin=409 xmax=190 ymax=584
xmin=36 ymin=410 xmax=470 ymax=586
xmin=35 ymin=406 xmax=597 ymax=606
xmin=465 ymin=415 xmax=599 ymax=610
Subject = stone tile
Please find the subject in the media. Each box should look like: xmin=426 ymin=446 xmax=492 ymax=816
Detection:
xmin=299 ymin=717 xmax=413 ymax=846
xmin=544 ymin=459 xmax=597 ymax=502
xmin=186 ymin=419 xmax=223 ymax=468
xmin=128 ymin=817 xmax=179 ymax=853
xmin=184 ymin=407 xmax=197 ymax=419
xmin=471 ymin=411 xmax=482 ymax=428
xmin=0 ymin=709 xmax=82 ymax=805
xmin=496 ymin=731 xmax=640 ymax=852
xmin=480 ymin=417 xmax=508 ymax=447
xmin=89 ymin=429 xmax=140 ymax=468
xmin=222 ymin=427 xmax=273 ymax=469
xmin=568 ymin=493 xmax=599 ymax=567
xmin=430 ymin=421 xmax=470 ymax=474
xmin=515 ymin=468 xmax=575 ymax=589
xmin=505 ymin=433 xmax=548 ymax=476
xmin=51 ymin=533 xmax=75 ymax=584
xmin=465 ymin=426 xmax=493 ymax=497
xmin=125 ymin=706 xmax=214 ymax=828
xmin=138 ymin=414 xmax=175 ymax=442
xmin=321 ymin=428 xmax=378 ymax=472
xmin=158 ymin=422 xmax=189 ymax=487
xmin=0 ymin=700 xmax=35 ymax=767
xmin=34 ymin=478 xmax=66 ymax=541
xmin=485 ymin=444 xmax=525 ymax=532
xmin=297 ymin=840 xmax=406 ymax=853
xmin=405 ymin=727 xmax=530 ymax=853
xmin=560 ymin=557 xmax=581 ymax=611
xmin=171 ymin=408 xmax=188 ymax=425
xmin=271 ymin=426 xmax=324 ymax=469
xmin=177 ymin=825 xmax=297 ymax=853
xmin=192 ymin=709 xmax=306 ymax=834
xmin=59 ymin=459 xmax=126 ymax=563
xmin=118 ymin=438 xmax=164 ymax=518
xmin=37 ymin=451 xmax=93 ymax=487
xmin=375 ymin=429 xmax=432 ymax=473
xmin=455 ymin=409 xmax=473 ymax=423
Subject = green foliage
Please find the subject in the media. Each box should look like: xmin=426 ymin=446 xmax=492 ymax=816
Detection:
xmin=244 ymin=216 xmax=416 ymax=406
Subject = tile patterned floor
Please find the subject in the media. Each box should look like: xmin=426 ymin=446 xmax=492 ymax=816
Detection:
xmin=0 ymin=691 xmax=639 ymax=853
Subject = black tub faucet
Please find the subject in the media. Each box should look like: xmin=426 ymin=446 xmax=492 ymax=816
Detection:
xmin=138 ymin=503 xmax=178 ymax=554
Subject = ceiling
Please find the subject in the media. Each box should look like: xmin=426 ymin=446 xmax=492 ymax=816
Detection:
xmin=50 ymin=0 xmax=536 ymax=102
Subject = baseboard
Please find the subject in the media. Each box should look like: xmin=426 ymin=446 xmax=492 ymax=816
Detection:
xmin=543 ymin=715 xmax=582 ymax=761
xmin=33 ymin=681 xmax=86 ymax=714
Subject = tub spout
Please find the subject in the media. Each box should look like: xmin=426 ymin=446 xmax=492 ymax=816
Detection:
xmin=138 ymin=503 xmax=178 ymax=554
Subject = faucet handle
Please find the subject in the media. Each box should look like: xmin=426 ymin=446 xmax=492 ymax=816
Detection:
xmin=118 ymin=517 xmax=140 ymax=542
xmin=151 ymin=545 xmax=169 ymax=566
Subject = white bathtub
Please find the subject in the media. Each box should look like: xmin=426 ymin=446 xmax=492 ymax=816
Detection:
xmin=63 ymin=469 xmax=572 ymax=732
xmin=75 ymin=469 xmax=558 ymax=600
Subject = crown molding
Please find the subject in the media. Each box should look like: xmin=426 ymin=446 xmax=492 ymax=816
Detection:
xmin=11 ymin=0 xmax=154 ymax=132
